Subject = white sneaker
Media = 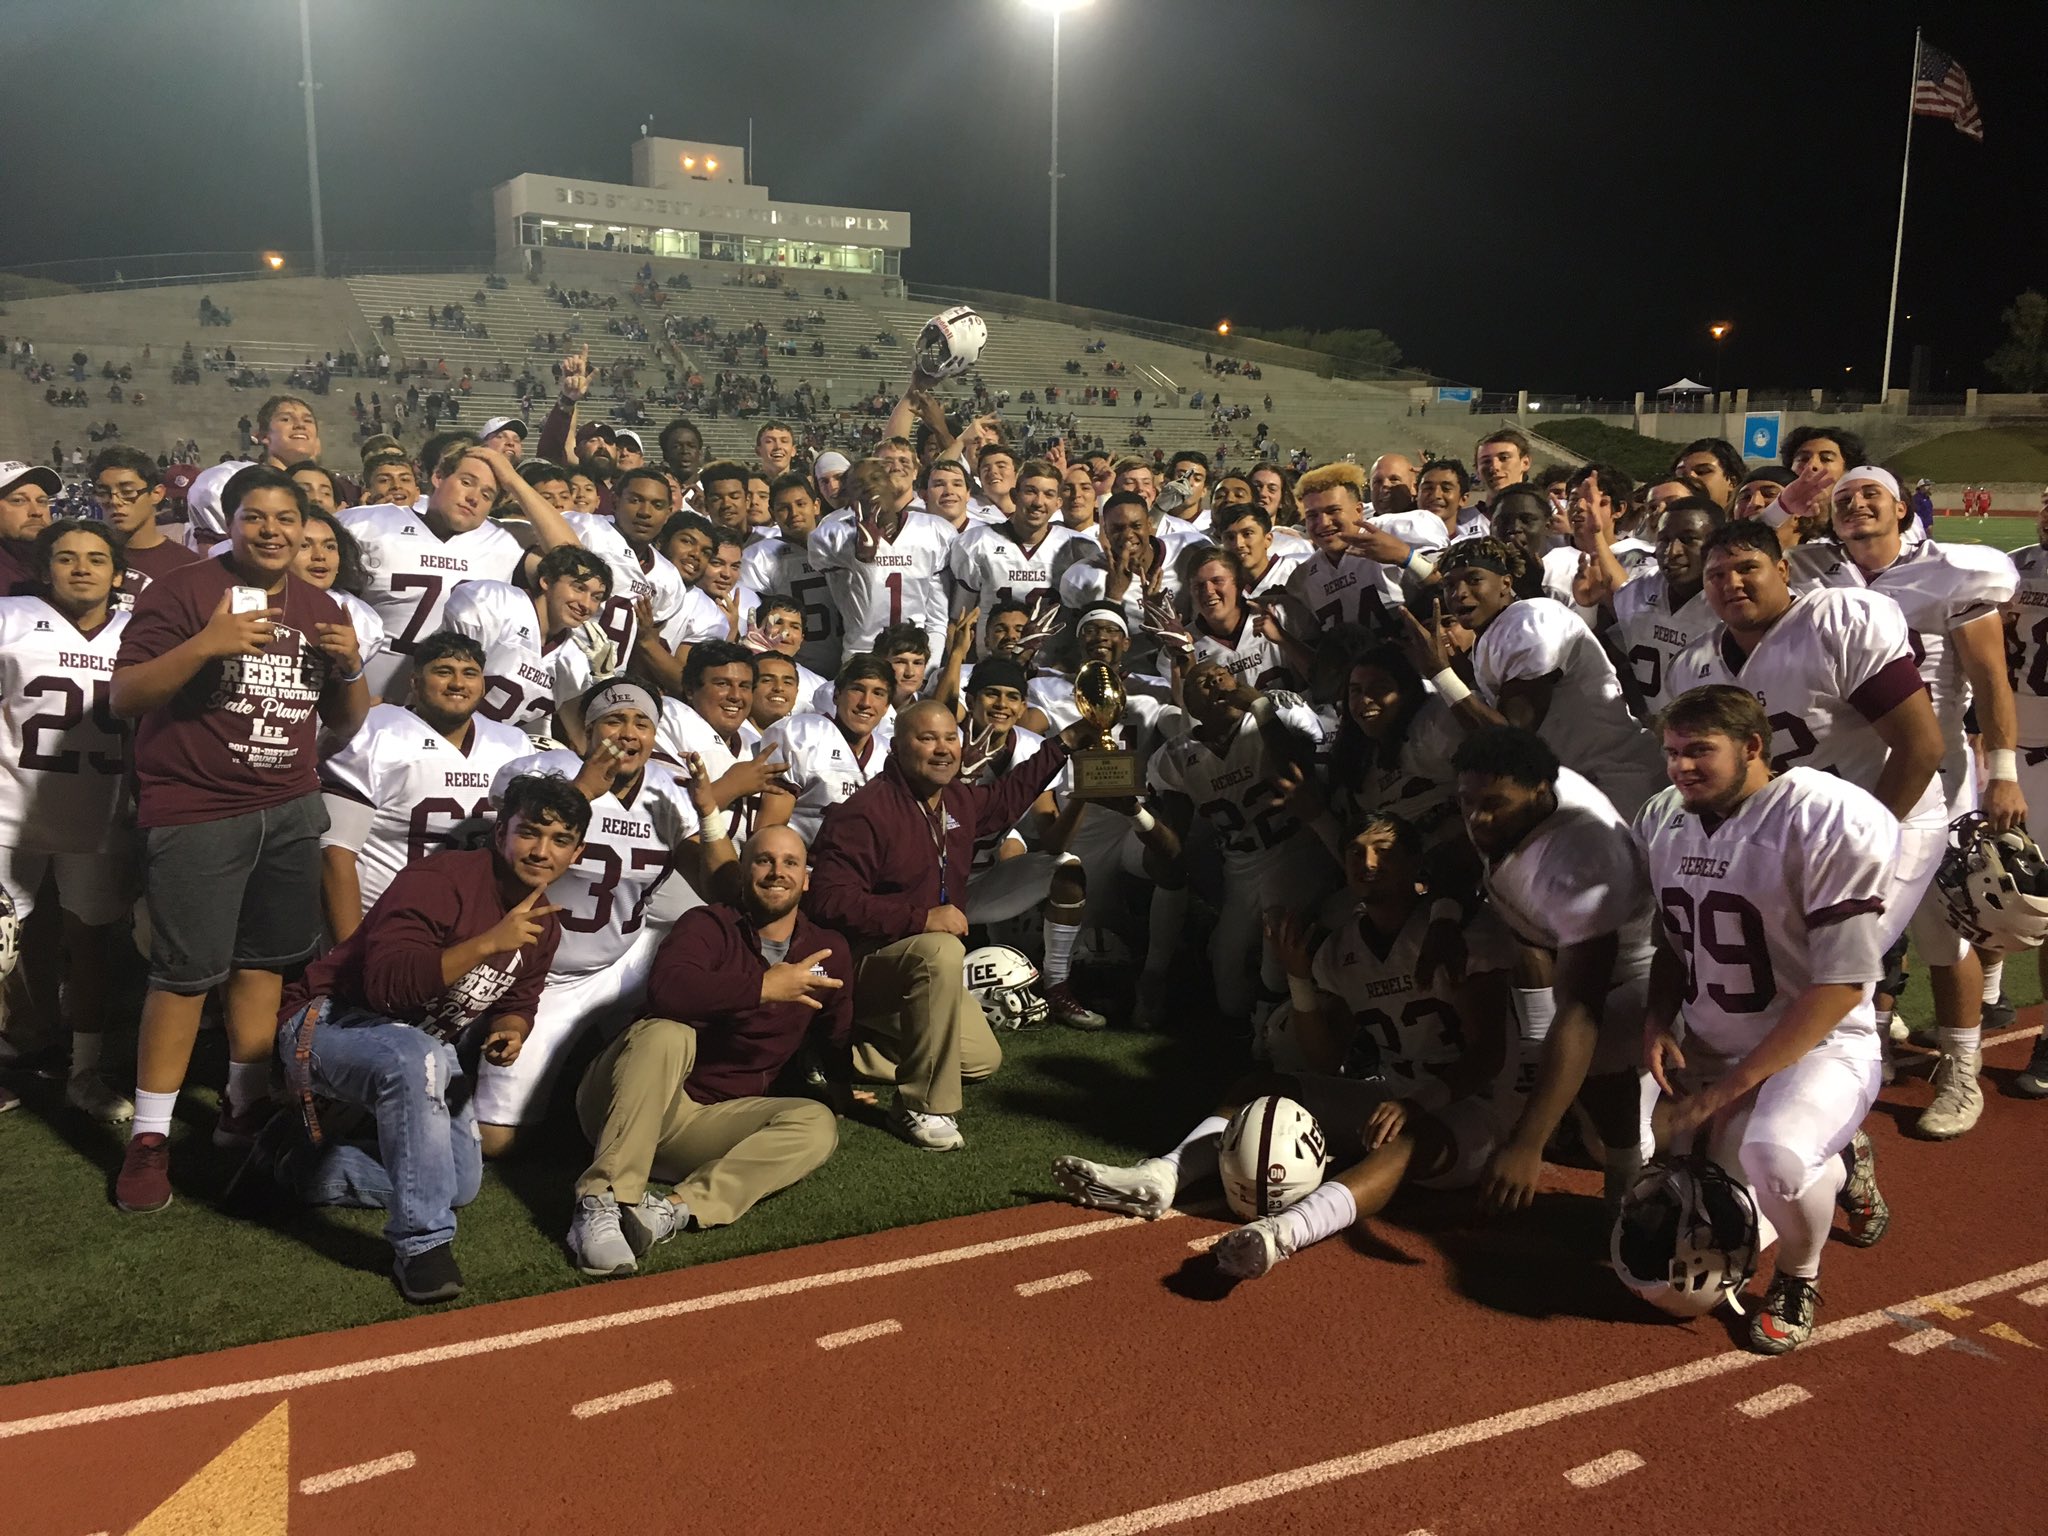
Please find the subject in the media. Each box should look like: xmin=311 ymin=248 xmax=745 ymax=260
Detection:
xmin=889 ymin=1103 xmax=964 ymax=1151
xmin=1916 ymin=1054 xmax=1984 ymax=1140
xmin=66 ymin=1070 xmax=134 ymax=1124
xmin=1050 ymin=1154 xmax=1176 ymax=1219
xmin=618 ymin=1191 xmax=685 ymax=1256
xmin=567 ymin=1192 xmax=638 ymax=1277
xmin=1213 ymin=1217 xmax=1289 ymax=1280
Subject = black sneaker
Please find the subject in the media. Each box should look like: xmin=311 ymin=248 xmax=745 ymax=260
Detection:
xmin=1982 ymin=994 xmax=2017 ymax=1032
xmin=393 ymin=1242 xmax=464 ymax=1304
xmin=2016 ymin=1032 xmax=2048 ymax=1099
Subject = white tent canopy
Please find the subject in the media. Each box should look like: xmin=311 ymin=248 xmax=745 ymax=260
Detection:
xmin=1657 ymin=377 xmax=1711 ymax=393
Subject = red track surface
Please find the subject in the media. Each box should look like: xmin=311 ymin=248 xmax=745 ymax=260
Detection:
xmin=5 ymin=1028 xmax=2044 ymax=1536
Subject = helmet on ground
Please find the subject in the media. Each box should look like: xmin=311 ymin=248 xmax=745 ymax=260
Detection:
xmin=1611 ymin=1155 xmax=1760 ymax=1317
xmin=915 ymin=306 xmax=988 ymax=380
xmin=964 ymin=944 xmax=1047 ymax=1030
xmin=0 ymin=885 xmax=18 ymax=981
xmin=1218 ymin=1095 xmax=1329 ymax=1219
xmin=1936 ymin=811 xmax=2048 ymax=952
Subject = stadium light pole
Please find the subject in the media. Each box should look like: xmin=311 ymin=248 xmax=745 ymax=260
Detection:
xmin=1025 ymin=0 xmax=1093 ymax=305
xmin=297 ymin=0 xmax=327 ymax=278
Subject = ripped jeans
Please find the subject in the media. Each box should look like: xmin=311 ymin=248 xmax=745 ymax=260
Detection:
xmin=275 ymin=1004 xmax=483 ymax=1259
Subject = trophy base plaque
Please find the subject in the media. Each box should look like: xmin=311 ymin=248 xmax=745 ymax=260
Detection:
xmin=1071 ymin=746 xmax=1140 ymax=800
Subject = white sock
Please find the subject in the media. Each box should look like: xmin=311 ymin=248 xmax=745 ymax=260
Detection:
xmin=1157 ymin=1114 xmax=1227 ymax=1185
xmin=1272 ymin=1180 xmax=1357 ymax=1255
xmin=70 ymin=1032 xmax=102 ymax=1075
xmin=1514 ymin=987 xmax=1555 ymax=1044
xmin=1981 ymin=959 xmax=2005 ymax=1006
xmin=1042 ymin=920 xmax=1079 ymax=987
xmin=132 ymin=1088 xmax=179 ymax=1140
xmin=1873 ymin=1005 xmax=1893 ymax=1035
xmin=1144 ymin=886 xmax=1188 ymax=977
xmin=226 ymin=1059 xmax=269 ymax=1115
xmin=1936 ymin=1025 xmax=1982 ymax=1062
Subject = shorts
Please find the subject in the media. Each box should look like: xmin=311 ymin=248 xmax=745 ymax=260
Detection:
xmin=473 ymin=928 xmax=660 ymax=1125
xmin=1288 ymin=1070 xmax=1507 ymax=1192
xmin=0 ymin=844 xmax=136 ymax=927
xmin=141 ymin=794 xmax=328 ymax=993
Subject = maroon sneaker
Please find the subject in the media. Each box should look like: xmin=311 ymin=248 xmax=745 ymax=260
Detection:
xmin=212 ymin=1097 xmax=277 ymax=1150
xmin=115 ymin=1133 xmax=173 ymax=1213
xmin=1046 ymin=981 xmax=1108 ymax=1031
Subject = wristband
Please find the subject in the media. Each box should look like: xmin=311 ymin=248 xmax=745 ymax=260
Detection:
xmin=1988 ymin=748 xmax=2019 ymax=783
xmin=1430 ymin=667 xmax=1471 ymax=705
xmin=1429 ymin=898 xmax=1463 ymax=926
xmin=335 ymin=660 xmax=366 ymax=684
xmin=1403 ymin=550 xmax=1436 ymax=582
xmin=698 ymin=807 xmax=731 ymax=842
xmin=1132 ymin=805 xmax=1157 ymax=833
xmin=1287 ymin=976 xmax=1319 ymax=1013
xmin=1758 ymin=496 xmax=1792 ymax=529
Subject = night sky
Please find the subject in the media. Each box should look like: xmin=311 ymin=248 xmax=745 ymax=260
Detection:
xmin=4 ymin=1 xmax=2041 ymax=396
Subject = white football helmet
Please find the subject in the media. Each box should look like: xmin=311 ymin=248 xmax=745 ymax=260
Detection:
xmin=964 ymin=944 xmax=1048 ymax=1030
xmin=183 ymin=459 xmax=255 ymax=540
xmin=0 ymin=885 xmax=18 ymax=981
xmin=1936 ymin=811 xmax=2048 ymax=952
xmin=915 ymin=306 xmax=988 ymax=380
xmin=1218 ymin=1095 xmax=1329 ymax=1219
xmin=1611 ymin=1155 xmax=1761 ymax=1318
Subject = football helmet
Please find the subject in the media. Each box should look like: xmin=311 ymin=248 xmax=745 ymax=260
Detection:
xmin=0 ymin=884 xmax=18 ymax=981
xmin=1936 ymin=811 xmax=2048 ymax=952
xmin=1218 ymin=1095 xmax=1330 ymax=1219
xmin=915 ymin=306 xmax=988 ymax=381
xmin=964 ymin=944 xmax=1048 ymax=1030
xmin=1611 ymin=1154 xmax=1761 ymax=1318
xmin=183 ymin=459 xmax=256 ymax=541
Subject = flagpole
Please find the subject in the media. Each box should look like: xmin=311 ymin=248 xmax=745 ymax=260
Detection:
xmin=1880 ymin=28 xmax=1921 ymax=401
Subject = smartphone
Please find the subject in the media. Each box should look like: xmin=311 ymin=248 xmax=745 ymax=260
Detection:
xmin=230 ymin=585 xmax=268 ymax=615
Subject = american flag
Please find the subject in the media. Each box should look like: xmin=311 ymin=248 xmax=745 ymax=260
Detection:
xmin=1913 ymin=41 xmax=1983 ymax=141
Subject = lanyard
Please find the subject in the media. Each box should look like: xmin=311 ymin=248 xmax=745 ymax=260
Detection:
xmin=927 ymin=797 xmax=950 ymax=905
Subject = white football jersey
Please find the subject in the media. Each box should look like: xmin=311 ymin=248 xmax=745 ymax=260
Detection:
xmin=656 ymin=698 xmax=764 ymax=842
xmin=442 ymin=579 xmax=594 ymax=735
xmin=1633 ymin=769 xmax=1897 ymax=1059
xmin=566 ymin=511 xmax=685 ymax=659
xmin=338 ymin=503 xmax=525 ymax=697
xmin=2004 ymin=542 xmax=2048 ymax=747
xmin=1283 ymin=550 xmax=1393 ymax=635
xmin=1671 ymin=588 xmax=1945 ymax=828
xmin=1364 ymin=509 xmax=1449 ymax=607
xmin=1192 ymin=610 xmax=1291 ymax=690
xmin=948 ymin=522 xmax=1094 ymax=650
xmin=757 ymin=709 xmax=885 ymax=844
xmin=1147 ymin=694 xmax=1325 ymax=876
xmin=1058 ymin=535 xmax=1202 ymax=671
xmin=490 ymin=747 xmax=701 ymax=975
xmin=0 ymin=598 xmax=130 ymax=853
xmin=319 ymin=702 xmax=532 ymax=912
xmin=658 ymin=584 xmax=762 ymax=651
xmin=1611 ymin=574 xmax=1714 ymax=717
xmin=1246 ymin=550 xmax=1305 ymax=601
xmin=806 ymin=508 xmax=956 ymax=659
xmin=1312 ymin=900 xmax=1518 ymax=1086
xmin=1472 ymin=597 xmax=1665 ymax=817
xmin=743 ymin=534 xmax=843 ymax=675
xmin=331 ymin=590 xmax=389 ymax=675
xmin=1339 ymin=697 xmax=1464 ymax=848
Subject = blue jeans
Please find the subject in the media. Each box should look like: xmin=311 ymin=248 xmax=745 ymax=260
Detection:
xmin=276 ymin=1004 xmax=483 ymax=1259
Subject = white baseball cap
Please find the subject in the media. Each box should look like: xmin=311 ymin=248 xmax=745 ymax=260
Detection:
xmin=480 ymin=416 xmax=527 ymax=442
xmin=0 ymin=460 xmax=61 ymax=497
xmin=613 ymin=428 xmax=645 ymax=453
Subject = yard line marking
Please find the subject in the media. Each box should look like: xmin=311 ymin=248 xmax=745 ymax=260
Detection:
xmin=1735 ymin=1384 xmax=1810 ymax=1418
xmin=0 ymin=1210 xmax=1176 ymax=1441
xmin=298 ymin=1450 xmax=416 ymax=1495
xmin=1890 ymin=1327 xmax=1952 ymax=1355
xmin=1036 ymin=1256 xmax=2048 ymax=1536
xmin=2019 ymin=1285 xmax=2048 ymax=1307
xmin=570 ymin=1380 xmax=672 ymax=1419
xmin=1564 ymin=1450 xmax=1643 ymax=1488
xmin=1016 ymin=1270 xmax=1092 ymax=1297
xmin=817 ymin=1319 xmax=901 ymax=1351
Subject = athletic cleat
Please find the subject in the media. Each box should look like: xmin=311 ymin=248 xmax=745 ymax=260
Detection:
xmin=1886 ymin=1015 xmax=1909 ymax=1043
xmin=2016 ymin=1033 xmax=2048 ymax=1099
xmin=1981 ymin=994 xmax=2017 ymax=1033
xmin=618 ymin=1191 xmax=685 ymax=1256
xmin=393 ymin=1242 xmax=464 ymax=1304
xmin=115 ymin=1132 xmax=173 ymax=1213
xmin=1213 ymin=1217 xmax=1289 ymax=1280
xmin=1915 ymin=1054 xmax=1984 ymax=1139
xmin=1050 ymin=1154 xmax=1175 ymax=1219
xmin=212 ymin=1096 xmax=277 ymax=1150
xmin=1129 ymin=972 xmax=1171 ymax=1032
xmin=567 ymin=1192 xmax=637 ymax=1277
xmin=1835 ymin=1130 xmax=1889 ymax=1247
xmin=66 ymin=1070 xmax=133 ymax=1124
xmin=1748 ymin=1272 xmax=1821 ymax=1355
xmin=1045 ymin=982 xmax=1107 ymax=1032
xmin=888 ymin=1103 xmax=965 ymax=1151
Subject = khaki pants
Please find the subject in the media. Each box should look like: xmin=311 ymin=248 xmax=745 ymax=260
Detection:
xmin=849 ymin=932 xmax=1001 ymax=1115
xmin=574 ymin=1018 xmax=837 ymax=1226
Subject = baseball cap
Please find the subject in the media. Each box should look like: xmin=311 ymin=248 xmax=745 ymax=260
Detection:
xmin=0 ymin=460 xmax=61 ymax=497
xmin=613 ymin=429 xmax=644 ymax=453
xmin=480 ymin=416 xmax=527 ymax=442
xmin=577 ymin=421 xmax=618 ymax=443
xmin=160 ymin=462 xmax=200 ymax=504
xmin=1738 ymin=465 xmax=1794 ymax=489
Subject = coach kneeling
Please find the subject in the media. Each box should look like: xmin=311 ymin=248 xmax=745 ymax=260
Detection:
xmin=805 ymin=700 xmax=1089 ymax=1151
xmin=568 ymin=825 xmax=852 ymax=1277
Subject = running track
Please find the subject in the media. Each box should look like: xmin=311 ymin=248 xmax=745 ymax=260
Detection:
xmin=4 ymin=1028 xmax=2043 ymax=1536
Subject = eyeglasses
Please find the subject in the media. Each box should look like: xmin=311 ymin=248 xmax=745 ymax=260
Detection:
xmin=92 ymin=484 xmax=151 ymax=504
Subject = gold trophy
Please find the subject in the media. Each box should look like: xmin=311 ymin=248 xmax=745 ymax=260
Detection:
xmin=1070 ymin=662 xmax=1140 ymax=799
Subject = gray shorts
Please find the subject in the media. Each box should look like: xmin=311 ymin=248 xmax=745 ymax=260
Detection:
xmin=142 ymin=793 xmax=329 ymax=993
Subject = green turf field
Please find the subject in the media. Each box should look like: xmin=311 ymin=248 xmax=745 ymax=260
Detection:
xmin=1890 ymin=427 xmax=2048 ymax=484
xmin=1931 ymin=515 xmax=2033 ymax=549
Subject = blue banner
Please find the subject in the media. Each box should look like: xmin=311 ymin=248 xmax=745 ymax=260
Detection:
xmin=1435 ymin=387 xmax=1475 ymax=403
xmin=1743 ymin=413 xmax=1781 ymax=462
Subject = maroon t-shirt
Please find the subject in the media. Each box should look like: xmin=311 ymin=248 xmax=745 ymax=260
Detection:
xmin=0 ymin=539 xmax=36 ymax=598
xmin=116 ymin=553 xmax=348 ymax=827
xmin=117 ymin=538 xmax=204 ymax=606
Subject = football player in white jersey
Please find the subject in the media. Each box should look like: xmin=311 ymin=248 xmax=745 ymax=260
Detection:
xmin=1058 ymin=492 xmax=1206 ymax=672
xmin=743 ymin=594 xmax=830 ymax=708
xmin=1451 ymin=727 xmax=1657 ymax=1216
xmin=743 ymin=472 xmax=843 ymax=677
xmin=1283 ymin=460 xmax=1445 ymax=648
xmin=319 ymin=631 xmax=531 ymax=938
xmin=340 ymin=444 xmax=579 ymax=700
xmin=2000 ymin=493 xmax=2048 ymax=1097
xmin=442 ymin=546 xmax=613 ymax=740
xmin=657 ymin=525 xmax=760 ymax=665
xmin=1319 ymin=644 xmax=1465 ymax=853
xmin=564 ymin=464 xmax=686 ymax=665
xmin=479 ymin=679 xmax=727 ymax=1153
xmin=1403 ymin=538 xmax=1665 ymax=817
xmin=1176 ymin=547 xmax=1294 ymax=691
xmin=1595 ymin=497 xmax=1720 ymax=718
xmin=0 ymin=519 xmax=135 ymax=1121
xmin=747 ymin=650 xmax=801 ymax=733
xmin=758 ymin=655 xmax=896 ymax=844
xmin=948 ymin=458 xmax=1093 ymax=653
xmin=1212 ymin=502 xmax=1309 ymax=599
xmin=1797 ymin=467 xmax=2021 ymax=1137
xmin=1636 ymin=685 xmax=1897 ymax=1353
xmin=808 ymin=455 xmax=955 ymax=664
xmin=655 ymin=639 xmax=784 ymax=845
xmin=1418 ymin=459 xmax=1488 ymax=542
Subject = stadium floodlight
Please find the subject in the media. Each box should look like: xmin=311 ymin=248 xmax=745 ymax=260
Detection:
xmin=1023 ymin=0 xmax=1095 ymax=304
xmin=264 ymin=252 xmax=286 ymax=272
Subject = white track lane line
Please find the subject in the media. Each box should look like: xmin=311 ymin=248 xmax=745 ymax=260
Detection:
xmin=2019 ymin=1285 xmax=2048 ymax=1307
xmin=298 ymin=1450 xmax=416 ymax=1495
xmin=1563 ymin=1450 xmax=1643 ymax=1489
xmin=1735 ymin=1384 xmax=1810 ymax=1418
xmin=1038 ymin=1257 xmax=2048 ymax=1536
xmin=1890 ymin=1328 xmax=1952 ymax=1355
xmin=0 ymin=1210 xmax=1177 ymax=1441
xmin=817 ymin=1319 xmax=901 ymax=1351
xmin=1016 ymin=1271 xmax=1092 ymax=1297
xmin=570 ymin=1380 xmax=673 ymax=1419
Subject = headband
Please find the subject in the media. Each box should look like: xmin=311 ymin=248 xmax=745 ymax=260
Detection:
xmin=582 ymin=679 xmax=662 ymax=731
xmin=1439 ymin=547 xmax=1512 ymax=578
xmin=1832 ymin=466 xmax=1900 ymax=502
xmin=1077 ymin=604 xmax=1130 ymax=636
